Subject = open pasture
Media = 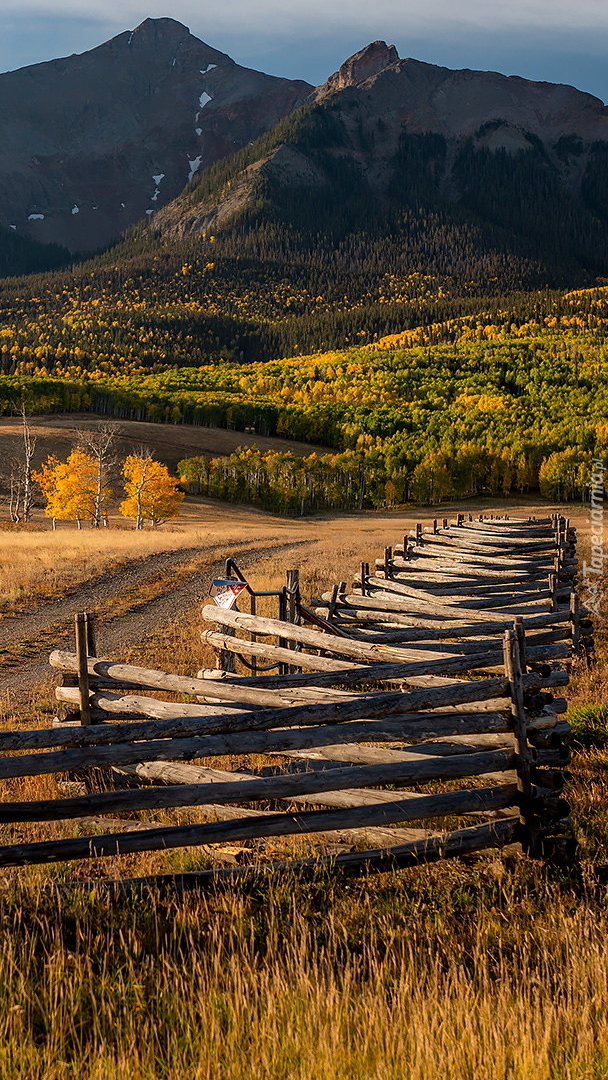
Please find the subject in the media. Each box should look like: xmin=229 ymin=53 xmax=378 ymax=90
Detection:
xmin=0 ymin=496 xmax=603 ymax=1079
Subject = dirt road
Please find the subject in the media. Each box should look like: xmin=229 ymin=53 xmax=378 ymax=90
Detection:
xmin=0 ymin=538 xmax=314 ymax=699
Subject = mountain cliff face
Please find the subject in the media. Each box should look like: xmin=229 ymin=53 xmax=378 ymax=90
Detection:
xmin=314 ymin=42 xmax=608 ymax=144
xmin=0 ymin=17 xmax=311 ymax=253
xmin=150 ymin=41 xmax=608 ymax=283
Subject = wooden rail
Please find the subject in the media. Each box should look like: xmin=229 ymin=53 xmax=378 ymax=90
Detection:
xmin=0 ymin=512 xmax=579 ymax=883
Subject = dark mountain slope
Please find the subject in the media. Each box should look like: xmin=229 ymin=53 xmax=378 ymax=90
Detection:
xmin=150 ymin=42 xmax=608 ymax=286
xmin=4 ymin=43 xmax=608 ymax=373
xmin=0 ymin=17 xmax=311 ymax=256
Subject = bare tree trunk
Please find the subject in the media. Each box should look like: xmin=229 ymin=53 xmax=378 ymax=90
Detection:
xmin=8 ymin=473 xmax=21 ymax=523
xmin=76 ymin=423 xmax=120 ymax=528
xmin=20 ymin=408 xmax=36 ymax=524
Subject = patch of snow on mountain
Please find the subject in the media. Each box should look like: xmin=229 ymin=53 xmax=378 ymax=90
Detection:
xmin=200 ymin=65 xmax=217 ymax=74
xmin=195 ymin=128 xmax=202 ymax=136
xmin=9 ymin=225 xmax=16 ymax=229
xmin=28 ymin=214 xmax=44 ymax=221
xmin=152 ymin=174 xmax=165 ymax=185
xmin=188 ymin=155 xmax=202 ymax=181
xmin=71 ymin=205 xmax=79 ymax=214
xmin=199 ymin=92 xmax=212 ymax=109
xmin=146 ymin=209 xmax=153 ymax=215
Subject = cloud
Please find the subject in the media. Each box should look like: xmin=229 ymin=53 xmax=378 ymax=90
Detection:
xmin=3 ymin=0 xmax=608 ymax=36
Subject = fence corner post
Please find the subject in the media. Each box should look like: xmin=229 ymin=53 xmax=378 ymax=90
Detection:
xmin=503 ymin=628 xmax=538 ymax=856
xmin=75 ymin=612 xmax=92 ymax=727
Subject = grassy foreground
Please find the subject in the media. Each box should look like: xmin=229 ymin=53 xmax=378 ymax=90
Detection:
xmin=0 ymin=854 xmax=607 ymax=1079
xmin=0 ymin=501 xmax=605 ymax=1078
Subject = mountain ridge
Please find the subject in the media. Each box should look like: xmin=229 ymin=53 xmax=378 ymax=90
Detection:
xmin=147 ymin=39 xmax=608 ymax=288
xmin=0 ymin=17 xmax=311 ymax=255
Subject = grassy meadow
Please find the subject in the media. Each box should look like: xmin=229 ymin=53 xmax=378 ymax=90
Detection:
xmin=0 ymin=497 xmax=605 ymax=1078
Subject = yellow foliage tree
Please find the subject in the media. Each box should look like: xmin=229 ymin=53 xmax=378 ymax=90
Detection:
xmin=119 ymin=454 xmax=184 ymax=529
xmin=33 ymin=450 xmax=111 ymax=527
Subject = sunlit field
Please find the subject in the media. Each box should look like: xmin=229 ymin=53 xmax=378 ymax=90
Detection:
xmin=0 ymin=495 xmax=603 ymax=1078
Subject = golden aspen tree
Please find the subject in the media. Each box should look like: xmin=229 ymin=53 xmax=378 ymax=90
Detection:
xmin=33 ymin=450 xmax=108 ymax=527
xmin=119 ymin=454 xmax=184 ymax=528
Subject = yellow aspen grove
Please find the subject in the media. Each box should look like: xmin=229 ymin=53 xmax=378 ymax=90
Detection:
xmin=119 ymin=454 xmax=184 ymax=529
xmin=33 ymin=450 xmax=110 ymax=528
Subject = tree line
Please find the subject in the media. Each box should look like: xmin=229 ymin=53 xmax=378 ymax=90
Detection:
xmin=178 ymin=443 xmax=597 ymax=515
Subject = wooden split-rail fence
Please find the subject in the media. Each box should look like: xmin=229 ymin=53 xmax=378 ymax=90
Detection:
xmin=0 ymin=512 xmax=583 ymax=885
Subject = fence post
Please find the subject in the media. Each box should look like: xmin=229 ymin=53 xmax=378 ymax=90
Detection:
xmin=278 ymin=587 xmax=289 ymax=672
xmin=216 ymin=564 xmax=237 ymax=674
xmin=503 ymin=628 xmax=538 ymax=855
xmin=285 ymin=569 xmax=301 ymax=673
xmin=384 ymin=546 xmax=392 ymax=578
xmin=569 ymin=591 xmax=580 ymax=655
xmin=548 ymin=572 xmax=558 ymax=612
xmin=85 ymin=612 xmax=97 ymax=658
xmin=75 ymin=613 xmax=91 ymax=727
xmin=286 ymin=569 xmax=301 ymax=625
xmin=360 ymin=562 xmax=367 ymax=596
xmin=513 ymin=615 xmax=527 ymax=673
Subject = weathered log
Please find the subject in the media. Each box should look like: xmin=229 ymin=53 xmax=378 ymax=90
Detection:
xmin=9 ymin=678 xmax=539 ymax=775
xmin=278 ymin=736 xmax=515 ymax=766
xmin=357 ymin=581 xmax=553 ymax=621
xmin=202 ymin=606 xmax=569 ymax=670
xmin=0 ymin=783 xmax=521 ymax=864
xmin=0 ymin=751 xmax=519 ymax=825
xmin=439 ymin=528 xmax=557 ymax=549
xmin=365 ymin=574 xmax=553 ymax=611
xmin=0 ymin=705 xmax=535 ymax=755
xmin=387 ymin=576 xmax=556 ymax=597
xmin=85 ymin=818 xmax=524 ymax=890
xmin=399 ymin=543 xmax=556 ymax=567
xmin=456 ymin=524 xmax=556 ymax=540
xmin=388 ymin=558 xmax=551 ymax=581
xmin=331 ymin=593 xmax=570 ymax=628
xmin=411 ymin=533 xmax=556 ymax=556
xmin=51 ymin=651 xmax=338 ymax=710
xmin=316 ymin=603 xmax=569 ymax=640
xmin=116 ymin=761 xmax=519 ymax=815
xmin=314 ymin=615 xmax=568 ymax=650
xmin=203 ymin=628 xmax=537 ymax=666
xmin=51 ymin=648 xmax=489 ymax=697
xmin=184 ymin=663 xmax=568 ymax=694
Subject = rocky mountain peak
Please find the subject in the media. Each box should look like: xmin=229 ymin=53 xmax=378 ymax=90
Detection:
xmin=130 ymin=16 xmax=190 ymax=40
xmin=319 ymin=41 xmax=399 ymax=95
xmin=0 ymin=19 xmax=311 ymax=253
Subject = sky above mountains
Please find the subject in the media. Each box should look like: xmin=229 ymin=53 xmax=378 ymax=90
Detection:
xmin=2 ymin=0 xmax=608 ymax=103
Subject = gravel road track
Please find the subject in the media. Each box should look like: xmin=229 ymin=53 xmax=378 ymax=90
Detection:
xmin=0 ymin=539 xmax=315 ymax=700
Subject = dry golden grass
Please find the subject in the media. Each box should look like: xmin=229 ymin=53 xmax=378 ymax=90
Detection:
xmin=0 ymin=496 xmax=603 ymax=1077
xmin=0 ymin=527 xmax=206 ymax=608
xmin=0 ymin=863 xmax=606 ymax=1079
xmin=0 ymin=492 xmax=584 ymax=609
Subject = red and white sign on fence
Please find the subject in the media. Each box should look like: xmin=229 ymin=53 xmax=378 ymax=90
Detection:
xmin=208 ymin=579 xmax=248 ymax=609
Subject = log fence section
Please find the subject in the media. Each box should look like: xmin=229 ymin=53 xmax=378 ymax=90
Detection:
xmin=0 ymin=513 xmax=579 ymax=879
